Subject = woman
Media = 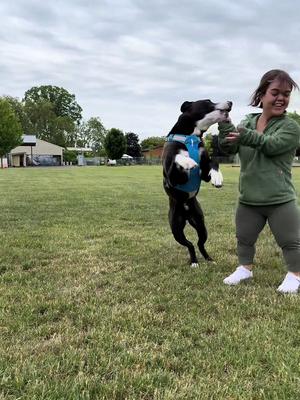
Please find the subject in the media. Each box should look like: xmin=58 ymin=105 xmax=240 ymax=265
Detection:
xmin=218 ymin=69 xmax=300 ymax=293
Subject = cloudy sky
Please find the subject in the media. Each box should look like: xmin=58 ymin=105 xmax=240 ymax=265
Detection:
xmin=1 ymin=0 xmax=300 ymax=139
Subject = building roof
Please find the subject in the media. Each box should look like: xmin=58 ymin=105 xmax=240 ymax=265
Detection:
xmin=10 ymin=138 xmax=64 ymax=155
xmin=142 ymin=145 xmax=164 ymax=152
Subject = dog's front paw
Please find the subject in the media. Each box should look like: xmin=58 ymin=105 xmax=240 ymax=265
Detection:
xmin=209 ymin=168 xmax=223 ymax=188
xmin=175 ymin=154 xmax=197 ymax=170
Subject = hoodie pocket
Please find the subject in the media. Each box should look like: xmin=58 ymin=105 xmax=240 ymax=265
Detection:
xmin=240 ymin=168 xmax=287 ymax=203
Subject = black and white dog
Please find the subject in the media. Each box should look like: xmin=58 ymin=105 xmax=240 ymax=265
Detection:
xmin=162 ymin=99 xmax=232 ymax=267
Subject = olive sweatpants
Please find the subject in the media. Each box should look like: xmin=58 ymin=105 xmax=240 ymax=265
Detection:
xmin=236 ymin=200 xmax=300 ymax=272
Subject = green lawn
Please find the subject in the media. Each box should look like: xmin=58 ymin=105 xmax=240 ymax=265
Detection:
xmin=1 ymin=165 xmax=300 ymax=400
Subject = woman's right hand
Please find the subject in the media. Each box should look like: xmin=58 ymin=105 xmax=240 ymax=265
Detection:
xmin=226 ymin=132 xmax=240 ymax=142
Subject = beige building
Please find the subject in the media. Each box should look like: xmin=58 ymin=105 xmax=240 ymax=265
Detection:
xmin=10 ymin=136 xmax=64 ymax=167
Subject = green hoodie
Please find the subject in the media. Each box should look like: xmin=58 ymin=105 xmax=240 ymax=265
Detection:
xmin=218 ymin=113 xmax=300 ymax=205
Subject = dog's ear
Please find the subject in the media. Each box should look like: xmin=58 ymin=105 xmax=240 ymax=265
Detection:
xmin=180 ymin=101 xmax=192 ymax=113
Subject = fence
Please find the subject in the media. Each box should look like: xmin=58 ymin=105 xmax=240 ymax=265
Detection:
xmin=77 ymin=155 xmax=241 ymax=167
xmin=79 ymin=156 xmax=162 ymax=166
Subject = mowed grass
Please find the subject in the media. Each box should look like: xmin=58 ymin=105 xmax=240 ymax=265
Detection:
xmin=1 ymin=165 xmax=300 ymax=400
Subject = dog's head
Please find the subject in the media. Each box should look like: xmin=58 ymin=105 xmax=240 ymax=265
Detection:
xmin=169 ymin=99 xmax=232 ymax=136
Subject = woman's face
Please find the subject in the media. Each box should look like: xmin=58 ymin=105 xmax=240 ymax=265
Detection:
xmin=260 ymin=79 xmax=292 ymax=117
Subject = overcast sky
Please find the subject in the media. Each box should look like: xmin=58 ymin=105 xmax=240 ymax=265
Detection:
xmin=1 ymin=0 xmax=300 ymax=139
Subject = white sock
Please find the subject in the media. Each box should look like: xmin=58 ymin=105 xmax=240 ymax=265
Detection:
xmin=277 ymin=272 xmax=300 ymax=294
xmin=223 ymin=265 xmax=253 ymax=285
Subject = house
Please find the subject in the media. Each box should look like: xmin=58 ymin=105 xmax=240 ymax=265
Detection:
xmin=142 ymin=145 xmax=164 ymax=159
xmin=9 ymin=136 xmax=64 ymax=167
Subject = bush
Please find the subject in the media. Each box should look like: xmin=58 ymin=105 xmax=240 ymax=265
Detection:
xmin=63 ymin=149 xmax=77 ymax=164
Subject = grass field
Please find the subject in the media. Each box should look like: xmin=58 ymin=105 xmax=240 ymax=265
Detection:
xmin=1 ymin=165 xmax=300 ymax=400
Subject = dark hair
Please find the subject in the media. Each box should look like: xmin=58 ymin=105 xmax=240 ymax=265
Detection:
xmin=250 ymin=69 xmax=299 ymax=108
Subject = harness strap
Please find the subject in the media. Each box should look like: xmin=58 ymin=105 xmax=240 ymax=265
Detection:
xmin=166 ymin=134 xmax=202 ymax=193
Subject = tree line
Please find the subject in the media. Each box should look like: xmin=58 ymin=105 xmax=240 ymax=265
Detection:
xmin=0 ymin=85 xmax=166 ymax=162
xmin=3 ymin=85 xmax=299 ymax=164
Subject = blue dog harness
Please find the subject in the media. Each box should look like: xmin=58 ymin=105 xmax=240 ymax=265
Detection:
xmin=166 ymin=134 xmax=202 ymax=193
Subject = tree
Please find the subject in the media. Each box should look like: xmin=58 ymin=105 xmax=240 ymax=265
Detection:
xmin=63 ymin=149 xmax=78 ymax=165
xmin=1 ymin=96 xmax=31 ymax=134
xmin=203 ymin=133 xmax=213 ymax=156
xmin=203 ymin=132 xmax=228 ymax=157
xmin=23 ymin=99 xmax=74 ymax=147
xmin=104 ymin=128 xmax=126 ymax=160
xmin=288 ymin=111 xmax=300 ymax=126
xmin=76 ymin=117 xmax=107 ymax=154
xmin=125 ymin=132 xmax=141 ymax=157
xmin=87 ymin=117 xmax=107 ymax=155
xmin=140 ymin=136 xmax=165 ymax=150
xmin=24 ymin=85 xmax=82 ymax=125
xmin=288 ymin=112 xmax=300 ymax=156
xmin=75 ymin=122 xmax=89 ymax=148
xmin=0 ymin=99 xmax=23 ymax=166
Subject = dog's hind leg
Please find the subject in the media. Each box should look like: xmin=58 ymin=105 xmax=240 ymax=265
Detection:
xmin=169 ymin=203 xmax=199 ymax=267
xmin=187 ymin=199 xmax=213 ymax=261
